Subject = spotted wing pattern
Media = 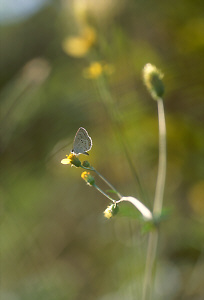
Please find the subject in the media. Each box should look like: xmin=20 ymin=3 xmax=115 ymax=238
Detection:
xmin=72 ymin=127 xmax=92 ymax=155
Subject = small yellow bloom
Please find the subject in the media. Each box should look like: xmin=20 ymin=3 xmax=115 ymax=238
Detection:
xmin=143 ymin=63 xmax=164 ymax=100
xmin=103 ymin=203 xmax=119 ymax=219
xmin=81 ymin=171 xmax=95 ymax=185
xmin=62 ymin=26 xmax=96 ymax=58
xmin=61 ymin=153 xmax=81 ymax=167
xmin=62 ymin=37 xmax=90 ymax=57
xmin=83 ymin=62 xmax=103 ymax=79
xmin=83 ymin=61 xmax=114 ymax=79
xmin=104 ymin=206 xmax=113 ymax=219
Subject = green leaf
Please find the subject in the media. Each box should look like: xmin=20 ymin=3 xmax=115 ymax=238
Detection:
xmin=106 ymin=189 xmax=118 ymax=195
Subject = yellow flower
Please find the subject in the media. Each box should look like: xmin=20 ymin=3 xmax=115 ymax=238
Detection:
xmin=83 ymin=61 xmax=114 ymax=79
xmin=62 ymin=26 xmax=96 ymax=58
xmin=143 ymin=63 xmax=164 ymax=100
xmin=103 ymin=203 xmax=119 ymax=219
xmin=61 ymin=153 xmax=81 ymax=167
xmin=104 ymin=206 xmax=113 ymax=219
xmin=81 ymin=171 xmax=95 ymax=186
xmin=83 ymin=62 xmax=103 ymax=79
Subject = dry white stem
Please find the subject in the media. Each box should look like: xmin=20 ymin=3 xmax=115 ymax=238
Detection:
xmin=117 ymin=196 xmax=153 ymax=220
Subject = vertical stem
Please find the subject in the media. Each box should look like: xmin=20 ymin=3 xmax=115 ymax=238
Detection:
xmin=153 ymin=98 xmax=167 ymax=215
xmin=142 ymin=98 xmax=166 ymax=300
xmin=142 ymin=231 xmax=158 ymax=300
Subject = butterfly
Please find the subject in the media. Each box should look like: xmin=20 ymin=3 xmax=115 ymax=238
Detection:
xmin=72 ymin=127 xmax=92 ymax=155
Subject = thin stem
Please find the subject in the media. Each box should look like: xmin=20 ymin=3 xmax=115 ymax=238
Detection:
xmin=81 ymin=165 xmax=122 ymax=199
xmin=153 ymin=98 xmax=167 ymax=215
xmin=93 ymin=184 xmax=116 ymax=203
xmin=81 ymin=166 xmax=94 ymax=171
xmin=93 ymin=168 xmax=122 ymax=199
xmin=142 ymin=231 xmax=158 ymax=300
xmin=142 ymin=98 xmax=167 ymax=300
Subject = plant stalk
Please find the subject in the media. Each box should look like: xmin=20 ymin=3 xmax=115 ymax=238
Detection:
xmin=93 ymin=168 xmax=122 ymax=199
xmin=94 ymin=184 xmax=116 ymax=203
xmin=142 ymin=98 xmax=166 ymax=300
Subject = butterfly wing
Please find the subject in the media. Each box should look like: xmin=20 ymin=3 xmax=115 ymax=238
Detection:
xmin=72 ymin=127 xmax=92 ymax=155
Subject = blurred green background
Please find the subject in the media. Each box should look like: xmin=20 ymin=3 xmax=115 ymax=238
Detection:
xmin=1 ymin=1 xmax=204 ymax=299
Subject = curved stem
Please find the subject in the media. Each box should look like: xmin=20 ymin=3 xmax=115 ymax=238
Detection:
xmin=116 ymin=196 xmax=152 ymax=220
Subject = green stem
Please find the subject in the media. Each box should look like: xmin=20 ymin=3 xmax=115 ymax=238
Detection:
xmin=142 ymin=98 xmax=166 ymax=300
xmin=81 ymin=165 xmax=122 ymax=199
xmin=93 ymin=168 xmax=122 ymax=199
xmin=142 ymin=231 xmax=158 ymax=300
xmin=81 ymin=166 xmax=94 ymax=171
xmin=93 ymin=184 xmax=116 ymax=203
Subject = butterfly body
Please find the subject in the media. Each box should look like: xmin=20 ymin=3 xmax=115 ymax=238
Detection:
xmin=72 ymin=127 xmax=92 ymax=155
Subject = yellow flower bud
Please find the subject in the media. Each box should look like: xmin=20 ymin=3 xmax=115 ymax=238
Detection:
xmin=81 ymin=171 xmax=95 ymax=186
xmin=103 ymin=203 xmax=119 ymax=219
xmin=61 ymin=153 xmax=81 ymax=167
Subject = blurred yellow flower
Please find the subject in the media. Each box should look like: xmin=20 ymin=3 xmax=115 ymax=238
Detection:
xmin=103 ymin=205 xmax=113 ymax=219
xmin=62 ymin=26 xmax=96 ymax=58
xmin=61 ymin=153 xmax=81 ymax=167
xmin=83 ymin=62 xmax=103 ymax=78
xmin=103 ymin=203 xmax=119 ymax=219
xmin=81 ymin=171 xmax=95 ymax=185
xmin=83 ymin=61 xmax=114 ymax=79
